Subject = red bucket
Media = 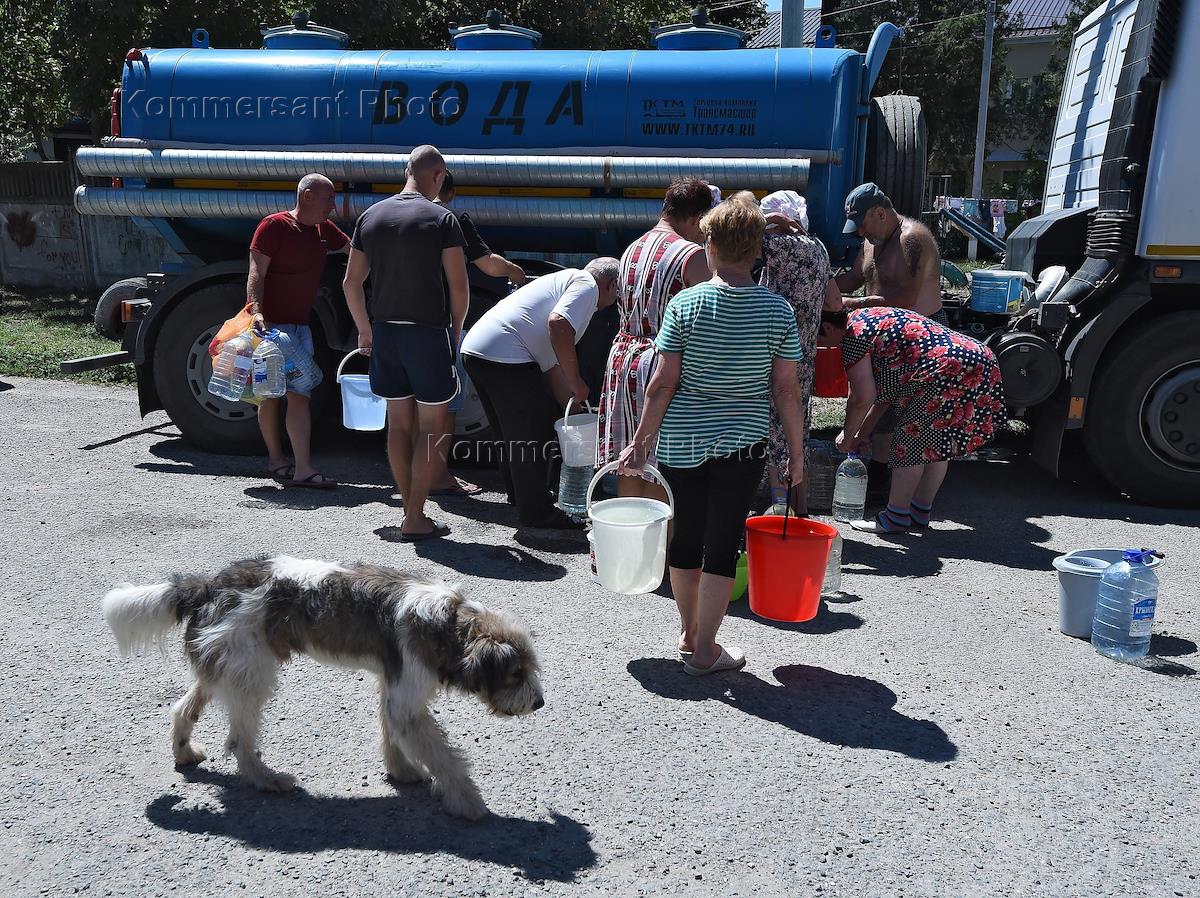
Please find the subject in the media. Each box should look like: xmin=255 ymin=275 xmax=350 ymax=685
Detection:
xmin=813 ymin=346 xmax=849 ymax=398
xmin=744 ymin=516 xmax=838 ymax=622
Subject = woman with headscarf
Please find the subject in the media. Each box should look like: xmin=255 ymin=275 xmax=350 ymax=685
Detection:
xmin=597 ymin=178 xmax=714 ymax=502
xmin=753 ymin=190 xmax=842 ymax=512
xmin=817 ymin=306 xmax=1006 ymax=532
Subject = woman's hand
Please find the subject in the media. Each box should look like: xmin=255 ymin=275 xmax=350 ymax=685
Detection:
xmin=617 ymin=442 xmax=647 ymax=476
xmin=764 ymin=212 xmax=806 ymax=235
xmin=786 ymin=452 xmax=805 ymax=487
xmin=835 ymin=429 xmax=870 ymax=454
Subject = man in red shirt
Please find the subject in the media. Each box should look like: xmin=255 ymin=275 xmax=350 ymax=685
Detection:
xmin=247 ymin=173 xmax=349 ymax=488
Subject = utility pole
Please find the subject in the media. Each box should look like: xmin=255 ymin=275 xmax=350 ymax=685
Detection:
xmin=968 ymin=0 xmax=996 ymax=260
xmin=781 ymin=0 xmax=805 ymax=48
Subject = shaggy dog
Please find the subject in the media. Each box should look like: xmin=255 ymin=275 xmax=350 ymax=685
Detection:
xmin=101 ymin=556 xmax=543 ymax=819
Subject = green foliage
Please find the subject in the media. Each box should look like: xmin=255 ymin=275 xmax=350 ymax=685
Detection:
xmin=0 ymin=0 xmax=69 ymax=160
xmin=0 ymin=287 xmax=135 ymax=385
xmin=823 ymin=1 xmax=1017 ymax=183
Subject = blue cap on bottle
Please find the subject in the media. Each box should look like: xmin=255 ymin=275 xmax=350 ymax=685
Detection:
xmin=1122 ymin=548 xmax=1161 ymax=564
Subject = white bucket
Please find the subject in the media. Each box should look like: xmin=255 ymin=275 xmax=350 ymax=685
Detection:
xmin=586 ymin=461 xmax=675 ymax=595
xmin=554 ymin=397 xmax=599 ymax=466
xmin=1052 ymin=547 xmax=1164 ymax=639
xmin=336 ymin=350 xmax=386 ymax=432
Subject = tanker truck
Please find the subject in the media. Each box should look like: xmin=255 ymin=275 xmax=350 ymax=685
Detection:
xmin=986 ymin=0 xmax=1200 ymax=507
xmin=66 ymin=8 xmax=926 ymax=455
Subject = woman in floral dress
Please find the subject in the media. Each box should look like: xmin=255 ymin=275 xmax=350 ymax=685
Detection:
xmin=754 ymin=190 xmax=840 ymax=512
xmin=818 ymin=306 xmax=1006 ymax=532
xmin=597 ymin=177 xmax=713 ymax=498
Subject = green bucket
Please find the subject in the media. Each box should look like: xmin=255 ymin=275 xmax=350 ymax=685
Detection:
xmin=730 ymin=552 xmax=748 ymax=602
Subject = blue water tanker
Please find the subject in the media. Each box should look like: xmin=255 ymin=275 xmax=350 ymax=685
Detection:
xmin=71 ymin=8 xmax=926 ymax=454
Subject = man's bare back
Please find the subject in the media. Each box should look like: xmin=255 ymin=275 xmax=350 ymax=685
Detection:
xmin=836 ymin=217 xmax=944 ymax=318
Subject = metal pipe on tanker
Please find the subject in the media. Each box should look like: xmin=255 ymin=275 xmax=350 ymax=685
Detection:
xmin=73 ymin=186 xmax=667 ymax=229
xmin=75 ymin=147 xmax=811 ymax=191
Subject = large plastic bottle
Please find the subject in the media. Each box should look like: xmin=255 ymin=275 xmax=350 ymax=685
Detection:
xmin=208 ymin=332 xmax=255 ymax=401
xmin=1091 ymin=548 xmax=1163 ymax=663
xmin=251 ymin=333 xmax=286 ymax=399
xmin=832 ymin=453 xmax=868 ymax=522
xmin=270 ymin=329 xmax=317 ymax=395
xmin=556 ymin=463 xmax=592 ymax=516
xmin=821 ymin=532 xmax=843 ymax=597
xmin=807 ymin=442 xmax=836 ymax=512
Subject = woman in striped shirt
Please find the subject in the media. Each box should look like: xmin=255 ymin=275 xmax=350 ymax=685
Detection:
xmin=618 ymin=193 xmax=808 ymax=676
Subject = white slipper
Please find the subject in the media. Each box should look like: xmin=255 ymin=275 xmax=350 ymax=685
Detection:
xmin=683 ymin=645 xmax=746 ymax=677
xmin=849 ymin=516 xmax=912 ymax=535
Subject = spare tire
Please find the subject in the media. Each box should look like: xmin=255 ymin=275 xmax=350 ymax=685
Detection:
xmin=94 ymin=277 xmax=148 ymax=341
xmin=866 ymin=95 xmax=928 ymax=218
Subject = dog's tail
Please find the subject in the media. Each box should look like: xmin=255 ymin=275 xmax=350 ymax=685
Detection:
xmin=101 ymin=574 xmax=212 ymax=656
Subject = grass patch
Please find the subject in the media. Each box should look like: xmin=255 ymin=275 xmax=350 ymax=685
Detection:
xmin=0 ymin=286 xmax=135 ymax=386
xmin=811 ymin=397 xmax=846 ymax=433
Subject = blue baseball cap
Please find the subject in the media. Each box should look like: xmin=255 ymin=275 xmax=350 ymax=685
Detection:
xmin=842 ymin=182 xmax=891 ymax=234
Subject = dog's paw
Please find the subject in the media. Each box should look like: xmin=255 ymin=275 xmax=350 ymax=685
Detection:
xmin=439 ymin=783 xmax=489 ymax=821
xmin=385 ymin=765 xmax=429 ymax=785
xmin=173 ymin=741 xmax=208 ymax=766
xmin=252 ymin=770 xmax=298 ymax=793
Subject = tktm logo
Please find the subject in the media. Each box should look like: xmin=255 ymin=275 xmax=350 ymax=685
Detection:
xmin=642 ymin=98 xmax=685 ymax=119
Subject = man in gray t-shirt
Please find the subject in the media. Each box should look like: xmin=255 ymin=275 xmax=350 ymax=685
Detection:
xmin=343 ymin=144 xmax=469 ymax=542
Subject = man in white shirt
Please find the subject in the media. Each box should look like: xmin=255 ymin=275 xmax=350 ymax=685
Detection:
xmin=462 ymin=259 xmax=621 ymax=529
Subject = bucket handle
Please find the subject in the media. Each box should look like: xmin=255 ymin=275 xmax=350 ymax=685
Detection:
xmin=336 ymin=349 xmax=368 ymax=383
xmin=586 ymin=460 xmax=675 ymax=520
xmin=562 ymin=396 xmax=595 ymax=427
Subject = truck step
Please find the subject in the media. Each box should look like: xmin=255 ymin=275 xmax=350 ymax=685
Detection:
xmin=60 ymin=351 xmax=133 ymax=374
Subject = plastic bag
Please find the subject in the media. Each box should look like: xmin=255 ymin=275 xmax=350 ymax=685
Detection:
xmin=207 ymin=302 xmax=255 ymax=359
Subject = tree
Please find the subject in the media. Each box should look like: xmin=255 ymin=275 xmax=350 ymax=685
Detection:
xmin=821 ymin=0 xmax=1016 ymax=189
xmin=0 ymin=0 xmax=68 ymax=160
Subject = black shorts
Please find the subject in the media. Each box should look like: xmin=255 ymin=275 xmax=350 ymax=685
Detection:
xmin=369 ymin=322 xmax=459 ymax=405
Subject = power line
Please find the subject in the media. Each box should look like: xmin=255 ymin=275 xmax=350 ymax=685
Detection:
xmin=821 ymin=0 xmax=898 ymax=18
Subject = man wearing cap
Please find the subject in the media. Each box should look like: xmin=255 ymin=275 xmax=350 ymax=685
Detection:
xmin=834 ymin=183 xmax=946 ymax=501
xmin=834 ymin=182 xmax=945 ymax=325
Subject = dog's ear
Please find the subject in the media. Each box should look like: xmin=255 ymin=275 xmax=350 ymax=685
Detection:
xmin=459 ymin=635 xmax=519 ymax=694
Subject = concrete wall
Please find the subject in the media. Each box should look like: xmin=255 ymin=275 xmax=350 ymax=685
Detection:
xmin=0 ymin=162 xmax=178 ymax=294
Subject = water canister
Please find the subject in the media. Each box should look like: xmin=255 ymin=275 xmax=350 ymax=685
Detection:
xmin=822 ymin=531 xmax=843 ymax=597
xmin=1091 ymin=548 xmax=1164 ymax=663
xmin=252 ymin=333 xmax=286 ymax=399
xmin=208 ymin=332 xmax=255 ymax=402
xmin=832 ymin=454 xmax=868 ymax=522
xmin=969 ymin=270 xmax=1028 ymax=314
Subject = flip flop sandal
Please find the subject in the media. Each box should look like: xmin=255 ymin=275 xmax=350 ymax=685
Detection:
xmin=429 ymin=481 xmax=484 ymax=497
xmin=850 ymin=514 xmax=912 ymax=535
xmin=287 ymin=473 xmax=338 ymax=490
xmin=683 ymin=646 xmax=747 ymax=677
xmin=399 ymin=521 xmax=451 ymax=542
xmin=268 ymin=463 xmax=295 ymax=483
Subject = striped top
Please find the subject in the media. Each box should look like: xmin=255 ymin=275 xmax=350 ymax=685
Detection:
xmin=654 ymin=283 xmax=802 ymax=468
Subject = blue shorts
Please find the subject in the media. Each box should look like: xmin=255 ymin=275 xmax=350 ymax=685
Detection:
xmin=369 ymin=322 xmax=459 ymax=405
xmin=273 ymin=323 xmax=322 ymax=398
xmin=447 ymin=352 xmax=468 ymax=414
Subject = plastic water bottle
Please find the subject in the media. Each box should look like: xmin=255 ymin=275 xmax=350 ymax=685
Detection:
xmin=208 ymin=332 xmax=254 ymax=401
xmin=807 ymin=443 xmax=836 ymax=511
xmin=251 ymin=334 xmax=286 ymax=399
xmin=832 ymin=454 xmax=868 ymax=522
xmin=1091 ymin=548 xmax=1163 ymax=663
xmin=270 ymin=330 xmax=319 ymax=394
xmin=822 ymin=532 xmax=843 ymax=597
xmin=556 ymin=463 xmax=592 ymax=516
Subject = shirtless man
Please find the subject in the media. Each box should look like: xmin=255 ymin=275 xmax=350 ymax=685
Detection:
xmin=834 ymin=183 xmax=946 ymax=324
xmin=833 ymin=183 xmax=945 ymax=500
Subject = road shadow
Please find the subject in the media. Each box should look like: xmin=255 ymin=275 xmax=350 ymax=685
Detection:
xmin=1150 ymin=634 xmax=1198 ymax=658
xmin=386 ymin=535 xmax=567 ymax=582
xmin=0 ymin=380 xmax=15 ymax=393
xmin=627 ymin=658 xmax=958 ymax=763
xmin=242 ymin=484 xmax=395 ymax=510
xmin=80 ymin=422 xmax=180 ymax=450
xmin=725 ymin=596 xmax=865 ymax=635
xmin=513 ymin=528 xmax=589 ymax=555
xmin=147 ymin=768 xmax=594 ymax=882
xmin=840 ymin=536 xmax=946 ymax=578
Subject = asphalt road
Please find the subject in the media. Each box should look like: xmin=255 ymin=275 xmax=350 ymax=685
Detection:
xmin=1 ymin=376 xmax=1197 ymax=897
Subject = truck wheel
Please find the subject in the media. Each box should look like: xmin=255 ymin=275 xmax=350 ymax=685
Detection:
xmin=152 ymin=283 xmax=264 ymax=455
xmin=1083 ymin=312 xmax=1200 ymax=507
xmin=866 ymin=95 xmax=927 ymax=217
xmin=94 ymin=277 xmax=147 ymax=341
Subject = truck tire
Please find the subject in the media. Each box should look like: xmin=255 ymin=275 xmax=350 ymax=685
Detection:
xmin=152 ymin=282 xmax=264 ymax=455
xmin=94 ymin=277 xmax=147 ymax=341
xmin=866 ymin=95 xmax=927 ymax=218
xmin=1083 ymin=312 xmax=1200 ymax=507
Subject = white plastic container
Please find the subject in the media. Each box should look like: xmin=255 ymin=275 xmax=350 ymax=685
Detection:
xmin=1052 ymin=547 xmax=1164 ymax=639
xmin=336 ymin=350 xmax=386 ymax=431
xmin=586 ymin=461 xmax=674 ymax=595
xmin=969 ymin=269 xmax=1029 ymax=314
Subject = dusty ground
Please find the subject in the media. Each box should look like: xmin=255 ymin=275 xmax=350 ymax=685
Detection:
xmin=1 ymin=376 xmax=1197 ymax=897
